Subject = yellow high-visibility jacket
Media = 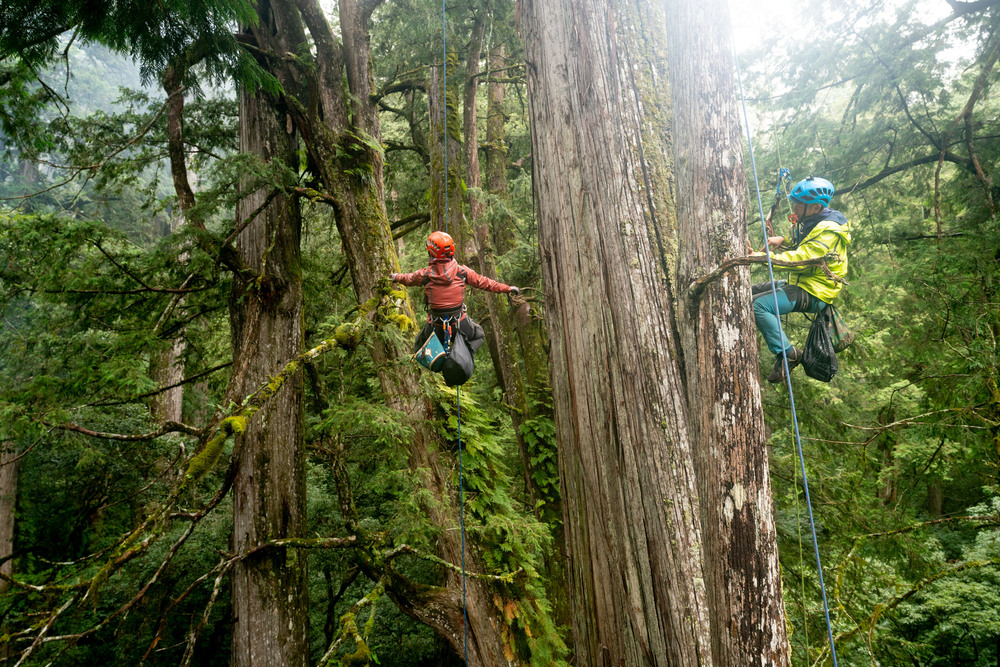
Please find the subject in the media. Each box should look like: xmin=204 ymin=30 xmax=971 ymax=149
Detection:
xmin=772 ymin=213 xmax=851 ymax=304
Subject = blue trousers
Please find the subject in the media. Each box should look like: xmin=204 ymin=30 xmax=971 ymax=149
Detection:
xmin=753 ymin=283 xmax=828 ymax=355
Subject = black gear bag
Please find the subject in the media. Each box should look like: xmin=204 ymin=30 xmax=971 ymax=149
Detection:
xmin=803 ymin=307 xmax=839 ymax=382
xmin=441 ymin=329 xmax=475 ymax=386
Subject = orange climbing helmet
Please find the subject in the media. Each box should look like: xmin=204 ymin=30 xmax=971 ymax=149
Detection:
xmin=426 ymin=231 xmax=455 ymax=259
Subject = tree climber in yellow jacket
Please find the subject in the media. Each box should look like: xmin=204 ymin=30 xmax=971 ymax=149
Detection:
xmin=752 ymin=176 xmax=851 ymax=383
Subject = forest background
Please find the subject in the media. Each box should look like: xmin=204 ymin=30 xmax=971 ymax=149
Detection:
xmin=0 ymin=0 xmax=998 ymax=664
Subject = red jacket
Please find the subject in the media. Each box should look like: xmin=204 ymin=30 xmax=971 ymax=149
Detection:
xmin=393 ymin=258 xmax=512 ymax=310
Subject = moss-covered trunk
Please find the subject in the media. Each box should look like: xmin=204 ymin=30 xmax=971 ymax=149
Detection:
xmin=246 ymin=0 xmax=513 ymax=661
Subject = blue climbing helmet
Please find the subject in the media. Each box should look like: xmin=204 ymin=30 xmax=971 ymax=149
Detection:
xmin=789 ymin=176 xmax=835 ymax=207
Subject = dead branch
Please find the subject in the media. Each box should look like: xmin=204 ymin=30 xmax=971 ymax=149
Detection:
xmin=688 ymin=253 xmax=846 ymax=304
xmin=842 ymin=404 xmax=985 ymax=432
xmin=179 ymin=560 xmax=233 ymax=667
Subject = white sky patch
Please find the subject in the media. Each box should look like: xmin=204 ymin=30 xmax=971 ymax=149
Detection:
xmin=729 ymin=0 xmax=968 ymax=59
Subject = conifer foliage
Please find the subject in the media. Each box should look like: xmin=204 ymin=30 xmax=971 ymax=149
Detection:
xmin=1 ymin=0 xmax=999 ymax=664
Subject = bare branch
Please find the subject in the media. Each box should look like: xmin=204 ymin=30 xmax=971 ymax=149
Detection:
xmin=945 ymin=0 xmax=1000 ymax=16
xmin=54 ymin=420 xmax=204 ymax=441
xmin=689 ymin=253 xmax=846 ymax=304
xmin=843 ymin=405 xmax=986 ymax=432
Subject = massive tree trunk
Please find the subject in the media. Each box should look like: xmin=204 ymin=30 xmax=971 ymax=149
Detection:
xmin=523 ymin=0 xmax=790 ymax=663
xmin=666 ymin=0 xmax=790 ymax=659
xmin=522 ymin=1 xmax=711 ymax=663
xmin=228 ymin=80 xmax=310 ymax=667
xmin=246 ymin=0 xmax=512 ymax=660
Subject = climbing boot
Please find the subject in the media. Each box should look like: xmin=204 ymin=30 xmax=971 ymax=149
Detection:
xmin=766 ymin=347 xmax=802 ymax=384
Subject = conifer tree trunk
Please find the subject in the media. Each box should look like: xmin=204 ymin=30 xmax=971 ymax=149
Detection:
xmin=461 ymin=16 xmax=538 ymax=513
xmin=484 ymin=44 xmax=515 ymax=256
xmin=429 ymin=63 xmax=465 ymax=251
xmin=482 ymin=40 xmax=548 ymax=402
xmin=523 ymin=0 xmax=790 ymax=663
xmin=150 ymin=63 xmax=194 ymax=424
xmin=464 ymin=17 xmax=486 ymax=226
xmin=523 ymin=1 xmax=711 ymax=663
xmin=229 ymin=83 xmax=309 ymax=667
xmin=666 ymin=0 xmax=789 ymax=658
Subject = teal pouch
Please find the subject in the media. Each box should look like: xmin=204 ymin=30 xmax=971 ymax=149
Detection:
xmin=414 ymin=331 xmax=448 ymax=372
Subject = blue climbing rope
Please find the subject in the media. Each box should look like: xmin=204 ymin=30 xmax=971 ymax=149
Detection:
xmin=442 ymin=0 xmax=449 ymax=240
xmin=734 ymin=50 xmax=840 ymax=666
xmin=457 ymin=386 xmax=468 ymax=661
xmin=442 ymin=3 xmax=469 ymax=662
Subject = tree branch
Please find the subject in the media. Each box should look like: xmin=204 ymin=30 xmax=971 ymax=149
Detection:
xmin=688 ymin=253 xmax=846 ymax=304
xmin=53 ymin=420 xmax=204 ymax=441
xmin=846 ymin=150 xmax=975 ymax=193
xmin=88 ymin=361 xmax=233 ymax=407
xmin=945 ymin=0 xmax=1000 ymax=16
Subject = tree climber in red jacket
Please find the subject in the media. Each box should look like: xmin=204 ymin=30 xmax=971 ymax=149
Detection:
xmin=390 ymin=230 xmax=519 ymax=357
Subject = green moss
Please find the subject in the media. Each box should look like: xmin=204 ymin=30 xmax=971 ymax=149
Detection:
xmin=358 ymin=296 xmax=380 ymax=317
xmin=184 ymin=416 xmax=245 ymax=482
xmin=334 ymin=322 xmax=361 ymax=348
xmin=388 ymin=313 xmax=415 ymax=332
xmin=264 ymin=374 xmax=285 ymax=397
xmin=341 ymin=644 xmax=371 ymax=666
xmin=223 ymin=415 xmax=248 ymax=436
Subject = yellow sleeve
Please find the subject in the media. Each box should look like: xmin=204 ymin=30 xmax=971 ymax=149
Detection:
xmin=772 ymin=230 xmax=841 ymax=265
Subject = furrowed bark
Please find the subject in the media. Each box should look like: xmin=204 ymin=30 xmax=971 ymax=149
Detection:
xmin=229 ymin=62 xmax=309 ymax=667
xmin=522 ymin=0 xmax=712 ymax=663
xmin=666 ymin=0 xmax=790 ymax=659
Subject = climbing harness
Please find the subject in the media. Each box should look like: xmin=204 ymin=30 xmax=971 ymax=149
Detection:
xmin=441 ymin=2 xmax=469 ymax=661
xmin=735 ymin=51 xmax=840 ymax=665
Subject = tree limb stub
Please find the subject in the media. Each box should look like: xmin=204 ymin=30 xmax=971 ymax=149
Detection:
xmin=688 ymin=253 xmax=846 ymax=304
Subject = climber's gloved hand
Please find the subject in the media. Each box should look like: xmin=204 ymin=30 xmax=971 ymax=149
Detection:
xmin=509 ymin=286 xmax=520 ymax=296
xmin=388 ymin=274 xmax=399 ymax=282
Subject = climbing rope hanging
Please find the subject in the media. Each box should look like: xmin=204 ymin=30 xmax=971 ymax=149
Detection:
xmin=734 ymin=50 xmax=840 ymax=666
xmin=759 ymin=61 xmax=813 ymax=657
xmin=441 ymin=2 xmax=470 ymax=662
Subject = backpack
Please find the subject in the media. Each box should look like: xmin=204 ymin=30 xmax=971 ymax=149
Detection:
xmin=414 ymin=330 xmax=448 ymax=372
